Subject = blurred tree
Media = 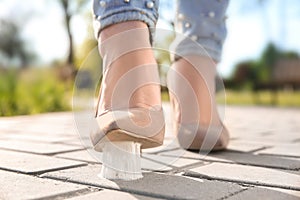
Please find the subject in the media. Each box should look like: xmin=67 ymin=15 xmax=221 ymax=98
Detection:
xmin=0 ymin=19 xmax=34 ymax=68
xmin=75 ymin=12 xmax=98 ymax=67
xmin=256 ymin=43 xmax=281 ymax=82
xmin=58 ymin=0 xmax=89 ymax=77
xmin=231 ymin=42 xmax=300 ymax=90
xmin=231 ymin=60 xmax=258 ymax=89
xmin=256 ymin=43 xmax=299 ymax=82
xmin=158 ymin=0 xmax=174 ymax=27
xmin=154 ymin=33 xmax=174 ymax=88
xmin=280 ymin=51 xmax=299 ymax=59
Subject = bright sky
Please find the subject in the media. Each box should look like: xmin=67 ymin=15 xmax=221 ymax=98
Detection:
xmin=0 ymin=0 xmax=300 ymax=77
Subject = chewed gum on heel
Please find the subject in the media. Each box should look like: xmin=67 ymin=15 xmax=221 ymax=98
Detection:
xmin=91 ymin=107 xmax=165 ymax=180
xmin=98 ymin=141 xmax=143 ymax=180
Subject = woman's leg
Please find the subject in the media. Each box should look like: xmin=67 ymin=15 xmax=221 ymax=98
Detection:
xmin=91 ymin=0 xmax=164 ymax=180
xmin=169 ymin=0 xmax=230 ymax=150
xmin=97 ymin=21 xmax=161 ymax=115
xmin=91 ymin=0 xmax=165 ymax=149
xmin=93 ymin=0 xmax=161 ymax=114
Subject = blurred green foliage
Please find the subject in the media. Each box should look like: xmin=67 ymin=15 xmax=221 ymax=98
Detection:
xmin=219 ymin=90 xmax=300 ymax=107
xmin=229 ymin=43 xmax=300 ymax=90
xmin=0 ymin=67 xmax=71 ymax=116
xmin=160 ymin=90 xmax=300 ymax=107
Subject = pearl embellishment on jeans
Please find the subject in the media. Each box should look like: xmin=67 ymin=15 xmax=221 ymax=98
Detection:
xmin=178 ymin=13 xmax=184 ymax=20
xmin=208 ymin=11 xmax=215 ymax=18
xmin=185 ymin=22 xmax=191 ymax=28
xmin=146 ymin=1 xmax=154 ymax=9
xmin=124 ymin=0 xmax=130 ymax=3
xmin=99 ymin=0 xmax=106 ymax=7
xmin=191 ymin=35 xmax=198 ymax=41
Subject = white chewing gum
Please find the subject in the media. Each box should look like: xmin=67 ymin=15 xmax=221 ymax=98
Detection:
xmin=98 ymin=141 xmax=143 ymax=180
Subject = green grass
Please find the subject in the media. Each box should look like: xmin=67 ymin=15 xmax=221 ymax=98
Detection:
xmin=0 ymin=68 xmax=71 ymax=116
xmin=161 ymin=90 xmax=170 ymax=102
xmin=222 ymin=90 xmax=300 ymax=107
xmin=161 ymin=90 xmax=300 ymax=107
xmin=2 ymin=68 xmax=299 ymax=117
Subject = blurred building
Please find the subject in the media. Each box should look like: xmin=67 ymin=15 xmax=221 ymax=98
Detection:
xmin=273 ymin=59 xmax=300 ymax=89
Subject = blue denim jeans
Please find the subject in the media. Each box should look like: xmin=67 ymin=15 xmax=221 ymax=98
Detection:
xmin=93 ymin=0 xmax=229 ymax=62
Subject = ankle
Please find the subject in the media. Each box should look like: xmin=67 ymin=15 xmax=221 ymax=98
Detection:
xmin=99 ymin=21 xmax=150 ymax=42
xmin=98 ymin=21 xmax=152 ymax=63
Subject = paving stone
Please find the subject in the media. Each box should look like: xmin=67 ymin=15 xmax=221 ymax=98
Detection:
xmin=226 ymin=140 xmax=267 ymax=152
xmin=227 ymin=186 xmax=300 ymax=200
xmin=160 ymin=148 xmax=225 ymax=162
xmin=0 ymin=140 xmax=84 ymax=155
xmin=66 ymin=190 xmax=161 ymax=200
xmin=2 ymin=105 xmax=300 ymax=199
xmin=225 ymin=106 xmax=300 ymax=144
xmin=0 ymin=133 xmax=75 ymax=143
xmin=56 ymin=150 xmax=173 ymax=172
xmin=0 ymin=112 xmax=77 ymax=137
xmin=292 ymin=138 xmax=300 ymax=143
xmin=60 ymin=138 xmax=86 ymax=146
xmin=160 ymin=147 xmax=270 ymax=165
xmin=193 ymin=151 xmax=300 ymax=170
xmin=257 ymin=144 xmax=300 ymax=158
xmin=140 ymin=159 xmax=172 ymax=172
xmin=141 ymin=139 xmax=179 ymax=154
xmin=259 ymin=132 xmax=300 ymax=143
xmin=42 ymin=164 xmax=243 ymax=200
xmin=55 ymin=150 xmax=174 ymax=172
xmin=162 ymin=150 xmax=300 ymax=170
xmin=160 ymin=143 xmax=266 ymax=161
xmin=142 ymin=154 xmax=201 ymax=169
xmin=0 ymin=149 xmax=86 ymax=174
xmin=56 ymin=150 xmax=99 ymax=164
xmin=186 ymin=163 xmax=300 ymax=190
xmin=0 ymin=170 xmax=87 ymax=200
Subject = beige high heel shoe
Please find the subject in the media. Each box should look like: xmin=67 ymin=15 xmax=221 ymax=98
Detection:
xmin=90 ymin=26 xmax=165 ymax=151
xmin=90 ymin=68 xmax=166 ymax=180
xmin=170 ymin=94 xmax=229 ymax=151
xmin=90 ymin=63 xmax=166 ymax=151
xmin=91 ymin=98 xmax=165 ymax=151
xmin=174 ymin=121 xmax=229 ymax=151
xmin=89 ymin=61 xmax=165 ymax=180
xmin=90 ymin=22 xmax=166 ymax=180
xmin=168 ymin=56 xmax=229 ymax=151
xmin=90 ymin=69 xmax=165 ymax=180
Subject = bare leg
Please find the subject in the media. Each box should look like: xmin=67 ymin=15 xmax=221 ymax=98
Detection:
xmin=91 ymin=0 xmax=164 ymax=180
xmin=169 ymin=0 xmax=230 ymax=151
xmin=94 ymin=21 xmax=164 ymax=180
xmin=171 ymin=56 xmax=221 ymax=126
xmin=97 ymin=21 xmax=161 ymax=114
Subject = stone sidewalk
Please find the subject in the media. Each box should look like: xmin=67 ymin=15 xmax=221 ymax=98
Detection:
xmin=0 ymin=104 xmax=300 ymax=200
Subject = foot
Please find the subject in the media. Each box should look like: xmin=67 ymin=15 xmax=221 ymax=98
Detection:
xmin=168 ymin=55 xmax=229 ymax=151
